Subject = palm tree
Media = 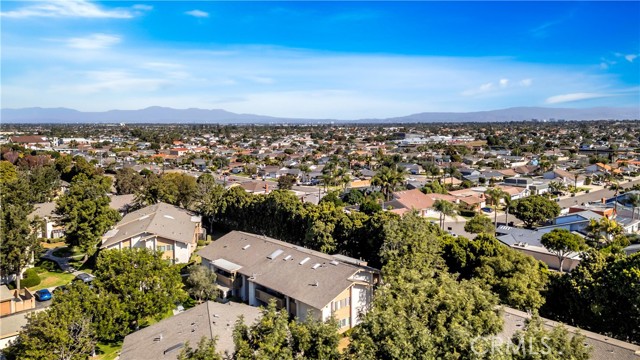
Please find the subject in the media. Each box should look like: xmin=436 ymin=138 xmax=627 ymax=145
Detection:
xmin=485 ymin=187 xmax=508 ymax=231
xmin=371 ymin=166 xmax=405 ymax=201
xmin=434 ymin=200 xmax=456 ymax=230
xmin=627 ymin=193 xmax=640 ymax=220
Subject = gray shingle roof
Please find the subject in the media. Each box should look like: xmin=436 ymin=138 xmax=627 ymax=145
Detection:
xmin=119 ymin=301 xmax=261 ymax=360
xmin=499 ymin=307 xmax=640 ymax=360
xmin=102 ymin=202 xmax=199 ymax=248
xmin=197 ymin=231 xmax=367 ymax=309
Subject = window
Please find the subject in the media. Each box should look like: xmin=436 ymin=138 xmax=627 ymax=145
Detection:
xmin=332 ymin=298 xmax=350 ymax=312
xmin=339 ymin=318 xmax=350 ymax=328
xmin=157 ymin=246 xmax=165 ymax=252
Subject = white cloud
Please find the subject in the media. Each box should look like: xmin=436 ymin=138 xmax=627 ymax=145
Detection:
xmin=185 ymin=9 xmax=209 ymax=18
xmin=132 ymin=4 xmax=153 ymax=11
xmin=66 ymin=34 xmax=121 ymax=50
xmin=600 ymin=62 xmax=609 ymax=70
xmin=545 ymin=92 xmax=612 ymax=104
xmin=625 ymin=54 xmax=637 ymax=63
xmin=2 ymin=41 xmax=638 ymax=118
xmin=519 ymin=78 xmax=533 ymax=87
xmin=0 ymin=0 xmax=142 ymax=19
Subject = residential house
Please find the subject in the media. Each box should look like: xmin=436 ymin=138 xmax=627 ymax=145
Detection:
xmin=237 ymin=180 xmax=273 ymax=194
xmin=385 ymin=189 xmax=455 ymax=218
xmin=448 ymin=187 xmax=487 ymax=211
xmin=0 ymin=285 xmax=35 ymax=317
xmin=258 ymin=165 xmax=281 ymax=179
xmin=101 ymin=202 xmax=203 ymax=264
xmin=8 ymin=135 xmax=50 ymax=148
xmin=536 ymin=210 xmax=603 ymax=236
xmin=198 ymin=231 xmax=379 ymax=333
xmin=496 ymin=185 xmax=529 ymax=200
xmin=543 ymin=169 xmax=585 ymax=187
xmin=495 ymin=225 xmax=580 ymax=272
xmin=119 ymin=301 xmax=261 ymax=360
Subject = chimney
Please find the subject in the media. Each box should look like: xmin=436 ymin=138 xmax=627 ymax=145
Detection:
xmin=602 ymin=197 xmax=606 ymax=204
xmin=265 ymin=183 xmax=269 ymax=193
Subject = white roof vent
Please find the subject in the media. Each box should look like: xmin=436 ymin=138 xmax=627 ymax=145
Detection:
xmin=312 ymin=263 xmax=321 ymax=270
xmin=283 ymin=255 xmax=292 ymax=261
xmin=299 ymin=257 xmax=310 ymax=265
xmin=242 ymin=244 xmax=251 ymax=250
xmin=267 ymin=249 xmax=284 ymax=260
xmin=163 ymin=215 xmax=175 ymax=220
xmin=330 ymin=260 xmax=339 ymax=266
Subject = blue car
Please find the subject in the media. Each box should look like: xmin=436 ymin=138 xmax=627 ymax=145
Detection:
xmin=481 ymin=207 xmax=492 ymax=213
xmin=35 ymin=289 xmax=52 ymax=302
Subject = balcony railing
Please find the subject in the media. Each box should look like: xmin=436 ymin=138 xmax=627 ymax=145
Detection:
xmin=217 ymin=274 xmax=239 ymax=289
xmin=255 ymin=288 xmax=285 ymax=308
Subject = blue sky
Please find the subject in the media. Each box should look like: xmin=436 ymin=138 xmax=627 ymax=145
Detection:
xmin=1 ymin=1 xmax=639 ymax=119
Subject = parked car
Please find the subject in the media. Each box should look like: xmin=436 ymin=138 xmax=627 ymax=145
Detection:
xmin=481 ymin=207 xmax=492 ymax=213
xmin=74 ymin=272 xmax=95 ymax=284
xmin=34 ymin=289 xmax=52 ymax=302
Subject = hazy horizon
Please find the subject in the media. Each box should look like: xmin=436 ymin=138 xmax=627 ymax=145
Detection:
xmin=2 ymin=1 xmax=639 ymax=119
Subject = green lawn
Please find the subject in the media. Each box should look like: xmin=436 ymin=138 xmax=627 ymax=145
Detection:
xmin=52 ymin=246 xmax=85 ymax=259
xmin=29 ymin=270 xmax=75 ymax=291
xmin=94 ymin=341 xmax=122 ymax=360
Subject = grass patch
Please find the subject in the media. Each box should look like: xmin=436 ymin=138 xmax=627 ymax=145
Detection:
xmin=52 ymin=246 xmax=85 ymax=258
xmin=28 ymin=270 xmax=75 ymax=291
xmin=41 ymin=241 xmax=66 ymax=249
xmin=94 ymin=340 xmax=122 ymax=360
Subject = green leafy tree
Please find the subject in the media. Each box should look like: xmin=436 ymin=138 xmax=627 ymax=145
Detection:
xmin=115 ymin=167 xmax=147 ymax=195
xmin=0 ymin=160 xmax=18 ymax=184
xmin=178 ymin=337 xmax=223 ymax=360
xmin=186 ymin=264 xmax=218 ymax=303
xmin=93 ymin=248 xmax=186 ymax=330
xmin=542 ymin=251 xmax=640 ymax=343
xmin=508 ymin=316 xmax=591 ymax=360
xmin=464 ymin=215 xmax=495 ymax=234
xmin=441 ymin=234 xmax=549 ymax=312
xmin=233 ymin=300 xmax=340 ymax=360
xmin=540 ymin=229 xmax=586 ymax=272
xmin=164 ymin=172 xmax=199 ymax=208
xmin=512 ymin=195 xmax=561 ymax=228
xmin=5 ymin=295 xmax=97 ymax=360
xmin=342 ymin=189 xmax=365 ymax=205
xmin=27 ymin=164 xmax=61 ymax=203
xmin=55 ymin=173 xmax=120 ymax=256
xmin=277 ymin=174 xmax=297 ymax=190
xmin=346 ymin=268 xmax=502 ymax=359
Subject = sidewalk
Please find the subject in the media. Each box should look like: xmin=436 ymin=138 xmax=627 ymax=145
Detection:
xmin=40 ymin=247 xmax=84 ymax=276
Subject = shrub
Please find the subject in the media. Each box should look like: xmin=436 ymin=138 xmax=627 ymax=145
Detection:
xmin=459 ymin=210 xmax=477 ymax=217
xmin=21 ymin=268 xmax=41 ymax=288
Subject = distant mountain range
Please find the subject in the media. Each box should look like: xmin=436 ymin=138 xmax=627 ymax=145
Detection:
xmin=1 ymin=106 xmax=638 ymax=124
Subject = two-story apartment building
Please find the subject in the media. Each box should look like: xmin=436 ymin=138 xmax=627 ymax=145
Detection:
xmin=101 ymin=202 xmax=203 ymax=264
xmin=198 ymin=231 xmax=379 ymax=333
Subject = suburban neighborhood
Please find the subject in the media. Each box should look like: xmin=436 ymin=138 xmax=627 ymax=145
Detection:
xmin=1 ymin=120 xmax=639 ymax=359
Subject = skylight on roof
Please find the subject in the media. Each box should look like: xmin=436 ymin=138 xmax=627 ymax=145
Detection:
xmin=242 ymin=245 xmax=251 ymax=250
xmin=164 ymin=215 xmax=175 ymax=220
xmin=299 ymin=257 xmax=310 ymax=265
xmin=330 ymin=260 xmax=339 ymax=266
xmin=312 ymin=263 xmax=321 ymax=270
xmin=284 ymin=255 xmax=292 ymax=261
xmin=267 ymin=249 xmax=284 ymax=260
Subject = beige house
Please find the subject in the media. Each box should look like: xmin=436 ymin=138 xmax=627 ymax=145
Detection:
xmin=101 ymin=202 xmax=203 ymax=264
xmin=0 ymin=285 xmax=35 ymax=317
xmin=198 ymin=231 xmax=379 ymax=333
